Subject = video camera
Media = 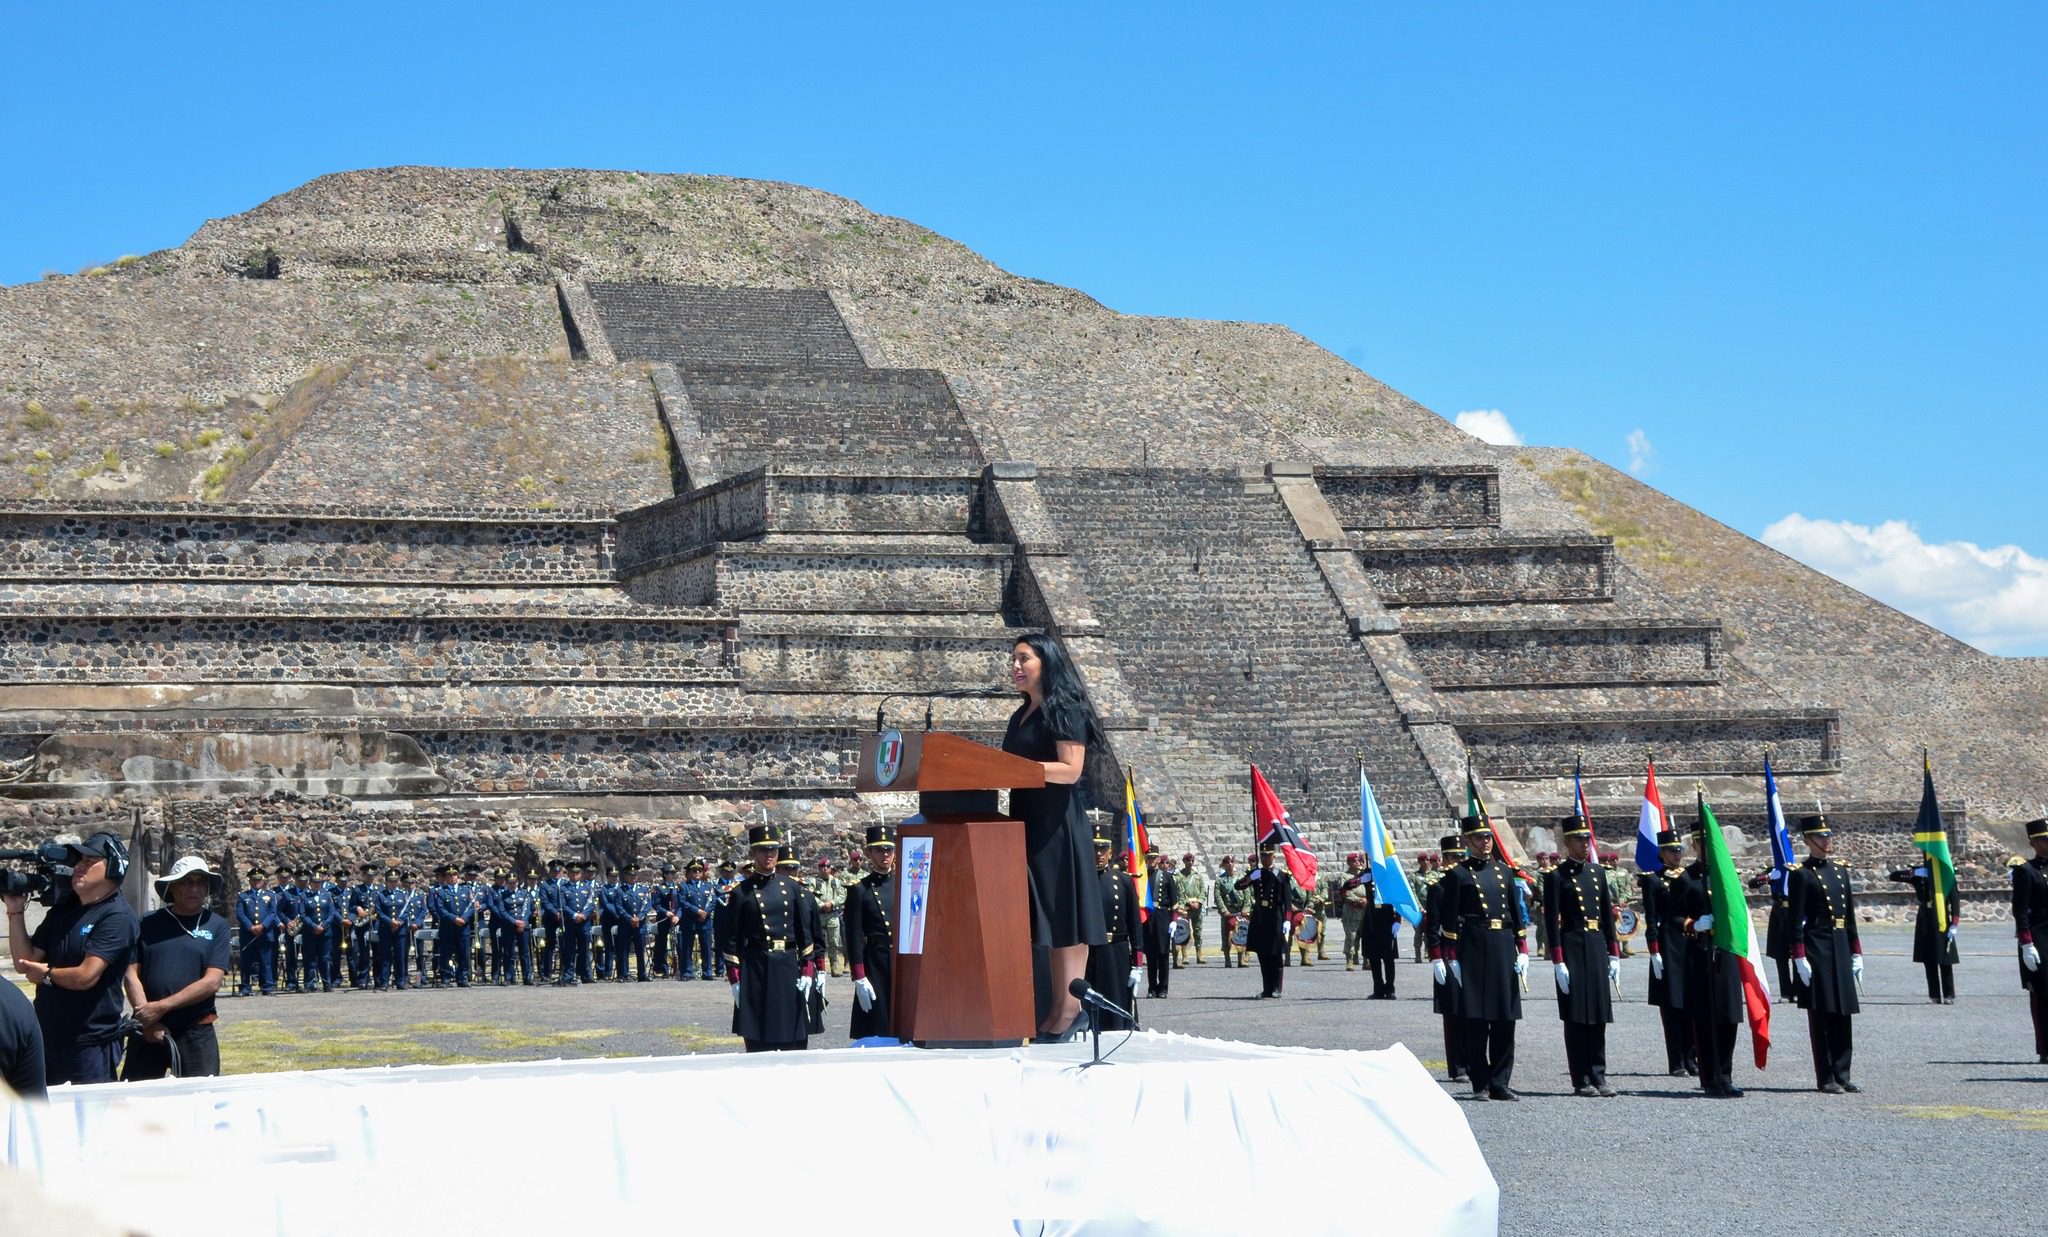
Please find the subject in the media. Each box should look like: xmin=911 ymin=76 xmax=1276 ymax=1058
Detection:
xmin=0 ymin=840 xmax=78 ymax=907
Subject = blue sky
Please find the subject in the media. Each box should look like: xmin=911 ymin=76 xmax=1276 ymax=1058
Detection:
xmin=5 ymin=4 xmax=2042 ymax=651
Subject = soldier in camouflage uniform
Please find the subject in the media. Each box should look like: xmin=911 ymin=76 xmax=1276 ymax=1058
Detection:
xmin=813 ymin=854 xmax=849 ymax=977
xmin=1212 ymin=855 xmax=1248 ymax=967
xmin=1174 ymin=853 xmax=1209 ymax=966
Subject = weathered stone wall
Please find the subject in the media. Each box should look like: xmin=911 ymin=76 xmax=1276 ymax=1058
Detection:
xmin=1353 ymin=532 xmax=1616 ymax=606
xmin=1404 ymin=619 xmax=1722 ymax=688
xmin=414 ymin=724 xmax=849 ymax=794
xmin=0 ymin=610 xmax=732 ymax=684
xmin=739 ymin=625 xmax=1016 ymax=692
xmin=624 ymin=544 xmax=1014 ymax=612
xmin=1457 ymin=710 xmax=1840 ymax=777
xmin=1317 ymin=465 xmax=1499 ymax=529
xmin=679 ymin=366 xmax=986 ymax=475
xmin=0 ymin=502 xmax=609 ymax=583
xmin=612 ymin=470 xmax=981 ymax=571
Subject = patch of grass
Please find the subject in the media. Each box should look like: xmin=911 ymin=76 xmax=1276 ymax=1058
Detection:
xmin=218 ymin=1020 xmax=736 ymax=1074
xmin=71 ymin=395 xmax=92 ymax=413
xmin=1541 ymin=459 xmax=1701 ymax=568
xmin=1883 ymin=1104 xmax=2048 ymax=1132
xmin=21 ymin=401 xmax=55 ymax=431
xmin=199 ymin=443 xmax=252 ymax=499
xmin=155 ymin=442 xmax=178 ymax=457
xmin=192 ymin=427 xmax=225 ymax=448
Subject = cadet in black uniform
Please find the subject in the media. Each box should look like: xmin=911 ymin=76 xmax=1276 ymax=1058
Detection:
xmin=1888 ymin=858 xmax=1959 ymax=1003
xmin=1237 ymin=843 xmax=1290 ymax=997
xmin=1639 ymin=830 xmax=1697 ymax=1076
xmin=1746 ymin=864 xmax=1795 ymax=998
xmin=1682 ymin=829 xmax=1745 ymax=1098
xmin=1422 ymin=833 xmax=1468 ymax=1082
xmin=1787 ymin=814 xmax=1862 ymax=1093
xmin=1086 ymin=835 xmax=1144 ymax=1029
xmin=844 ymin=825 xmax=897 ymax=1040
xmin=1543 ymin=815 xmax=1619 ymax=1097
xmin=1438 ymin=815 xmax=1529 ymax=1101
xmin=778 ymin=846 xmax=828 ymax=1037
xmin=2010 ymin=818 xmax=2048 ymax=1063
xmin=724 ymin=825 xmax=817 ymax=1053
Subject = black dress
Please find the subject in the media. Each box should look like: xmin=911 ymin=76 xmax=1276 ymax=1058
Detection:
xmin=1001 ymin=704 xmax=1107 ymax=950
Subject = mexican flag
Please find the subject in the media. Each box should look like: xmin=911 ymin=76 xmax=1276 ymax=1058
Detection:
xmin=1698 ymin=793 xmax=1772 ymax=1068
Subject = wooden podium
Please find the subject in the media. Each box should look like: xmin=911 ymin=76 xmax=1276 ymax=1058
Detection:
xmin=855 ymin=729 xmax=1044 ymax=1045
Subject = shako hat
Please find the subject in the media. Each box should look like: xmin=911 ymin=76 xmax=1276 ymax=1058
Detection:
xmin=864 ymin=824 xmax=897 ymax=849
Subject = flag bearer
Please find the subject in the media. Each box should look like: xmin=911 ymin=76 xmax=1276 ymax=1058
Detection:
xmin=1887 ymin=858 xmax=1959 ymax=1003
xmin=1544 ymin=815 xmax=1619 ymax=1096
xmin=1787 ymin=814 xmax=1861 ymax=1093
xmin=2015 ymin=819 xmax=2048 ymax=1063
xmin=1438 ymin=815 xmax=1528 ymax=1101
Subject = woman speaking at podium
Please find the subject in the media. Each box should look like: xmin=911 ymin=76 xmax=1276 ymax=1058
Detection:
xmin=1004 ymin=634 xmax=1108 ymax=1039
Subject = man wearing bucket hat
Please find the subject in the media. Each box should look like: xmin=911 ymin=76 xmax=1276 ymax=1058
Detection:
xmin=122 ymin=856 xmax=232 ymax=1079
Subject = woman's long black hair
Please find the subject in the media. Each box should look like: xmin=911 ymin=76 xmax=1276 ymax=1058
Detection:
xmin=1014 ymin=632 xmax=1102 ymax=747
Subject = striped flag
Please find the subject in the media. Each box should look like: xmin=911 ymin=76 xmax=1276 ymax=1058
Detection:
xmin=1763 ymin=755 xmax=1797 ymax=899
xmin=1698 ymin=792 xmax=1773 ymax=1068
xmin=1123 ymin=769 xmax=1152 ymax=923
xmin=1252 ymin=765 xmax=1318 ymax=888
xmin=1573 ymin=754 xmax=1597 ymax=866
xmin=1913 ymin=752 xmax=1958 ymax=934
xmin=1634 ymin=758 xmax=1669 ymax=872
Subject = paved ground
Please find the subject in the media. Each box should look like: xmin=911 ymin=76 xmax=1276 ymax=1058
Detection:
xmin=17 ymin=923 xmax=2045 ymax=1233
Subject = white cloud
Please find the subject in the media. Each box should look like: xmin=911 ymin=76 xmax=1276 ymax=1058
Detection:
xmin=1761 ymin=513 xmax=2048 ymax=654
xmin=1454 ymin=409 xmax=1522 ymax=446
xmin=1626 ymin=428 xmax=1655 ymax=476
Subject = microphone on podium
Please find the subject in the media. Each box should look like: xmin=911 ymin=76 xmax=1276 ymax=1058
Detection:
xmin=923 ymin=684 xmax=1012 ymax=730
xmin=1068 ymin=976 xmax=1133 ymax=1021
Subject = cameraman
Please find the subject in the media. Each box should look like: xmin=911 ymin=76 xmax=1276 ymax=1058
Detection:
xmin=3 ymin=832 xmax=141 ymax=1085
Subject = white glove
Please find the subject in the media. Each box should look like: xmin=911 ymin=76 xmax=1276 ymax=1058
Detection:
xmin=2025 ymin=943 xmax=2042 ymax=972
xmin=1850 ymin=955 xmax=1864 ymax=979
xmin=1694 ymin=913 xmax=1714 ymax=935
xmin=1650 ymin=954 xmax=1663 ymax=981
xmin=797 ymin=974 xmax=813 ymax=998
xmin=1128 ymin=967 xmax=1142 ymax=992
xmin=1554 ymin=963 xmax=1570 ymax=994
xmin=854 ymin=978 xmax=876 ymax=1011
xmin=1432 ymin=959 xmax=1447 ymax=986
xmin=1946 ymin=925 xmax=1958 ymax=945
xmin=1794 ymin=956 xmax=1814 ymax=986
xmin=1513 ymin=953 xmax=1528 ymax=977
xmin=1448 ymin=960 xmax=1462 ymax=986
xmin=1607 ymin=957 xmax=1621 ymax=985
xmin=731 ymin=983 xmax=741 ymax=1007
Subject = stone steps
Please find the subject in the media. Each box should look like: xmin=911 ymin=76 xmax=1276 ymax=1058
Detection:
xmin=588 ymin=284 xmax=866 ymax=369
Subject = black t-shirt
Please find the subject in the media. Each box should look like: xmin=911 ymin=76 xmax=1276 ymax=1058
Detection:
xmin=27 ymin=891 xmax=141 ymax=1046
xmin=0 ymin=977 xmax=44 ymax=1099
xmin=134 ymin=907 xmax=232 ymax=1034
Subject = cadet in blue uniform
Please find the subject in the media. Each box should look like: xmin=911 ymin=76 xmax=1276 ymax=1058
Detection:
xmin=234 ymin=868 xmax=281 ymax=996
xmin=558 ymin=861 xmax=596 ymax=985
xmin=650 ymin=863 xmax=678 ymax=977
xmin=725 ymin=825 xmax=818 ymax=1052
xmin=535 ymin=859 xmax=563 ymax=980
xmin=429 ymin=864 xmax=472 ymax=987
xmin=491 ymin=868 xmax=536 ymax=986
xmin=302 ymin=867 xmax=343 ymax=993
xmin=274 ymin=871 xmax=306 ymax=993
xmin=346 ymin=865 xmax=379 ymax=990
xmin=370 ymin=869 xmax=408 ymax=990
xmin=844 ymin=826 xmax=897 ymax=1038
xmin=677 ymin=859 xmax=719 ymax=980
xmin=614 ymin=863 xmax=652 ymax=982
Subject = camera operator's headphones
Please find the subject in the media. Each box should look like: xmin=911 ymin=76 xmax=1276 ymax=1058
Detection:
xmin=82 ymin=831 xmax=128 ymax=883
